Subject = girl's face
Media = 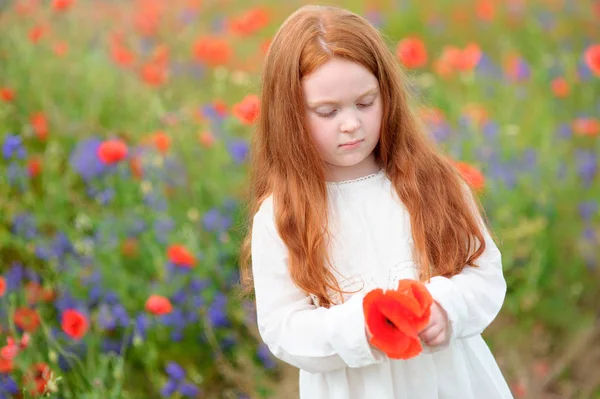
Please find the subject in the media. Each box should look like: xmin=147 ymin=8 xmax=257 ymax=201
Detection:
xmin=302 ymin=57 xmax=382 ymax=181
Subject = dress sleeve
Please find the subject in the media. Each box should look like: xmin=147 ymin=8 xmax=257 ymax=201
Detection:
xmin=251 ymin=197 xmax=385 ymax=374
xmin=425 ymin=187 xmax=507 ymax=341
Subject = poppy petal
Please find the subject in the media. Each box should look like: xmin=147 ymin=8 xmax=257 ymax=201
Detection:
xmin=389 ymin=335 xmax=423 ymax=360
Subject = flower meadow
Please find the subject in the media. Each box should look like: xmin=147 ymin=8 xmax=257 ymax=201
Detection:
xmin=0 ymin=0 xmax=599 ymax=398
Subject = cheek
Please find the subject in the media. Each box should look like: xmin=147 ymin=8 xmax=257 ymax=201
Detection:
xmin=366 ymin=108 xmax=383 ymax=137
xmin=307 ymin=117 xmax=335 ymax=152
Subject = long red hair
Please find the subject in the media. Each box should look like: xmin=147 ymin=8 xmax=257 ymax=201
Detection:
xmin=239 ymin=5 xmax=487 ymax=308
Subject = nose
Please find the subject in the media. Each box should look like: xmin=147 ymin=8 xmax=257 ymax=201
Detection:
xmin=340 ymin=113 xmax=361 ymax=133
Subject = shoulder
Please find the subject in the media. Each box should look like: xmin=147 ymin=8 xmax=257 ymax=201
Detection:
xmin=251 ymin=194 xmax=287 ymax=250
xmin=254 ymin=194 xmax=275 ymax=224
xmin=252 ymin=194 xmax=278 ymax=237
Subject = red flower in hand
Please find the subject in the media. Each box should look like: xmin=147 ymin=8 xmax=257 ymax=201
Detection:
xmin=363 ymin=279 xmax=433 ymax=359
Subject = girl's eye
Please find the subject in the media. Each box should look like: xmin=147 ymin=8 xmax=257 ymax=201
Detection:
xmin=317 ymin=110 xmax=337 ymax=118
xmin=316 ymin=101 xmax=373 ymax=118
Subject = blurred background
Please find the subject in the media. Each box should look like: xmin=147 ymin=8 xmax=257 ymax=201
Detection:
xmin=0 ymin=0 xmax=599 ymax=398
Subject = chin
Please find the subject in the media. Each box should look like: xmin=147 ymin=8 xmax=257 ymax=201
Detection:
xmin=340 ymin=156 xmax=370 ymax=167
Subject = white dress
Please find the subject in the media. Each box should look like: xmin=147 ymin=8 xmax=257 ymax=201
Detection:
xmin=251 ymin=170 xmax=514 ymax=399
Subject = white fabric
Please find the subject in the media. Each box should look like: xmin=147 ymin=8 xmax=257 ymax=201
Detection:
xmin=251 ymin=170 xmax=514 ymax=399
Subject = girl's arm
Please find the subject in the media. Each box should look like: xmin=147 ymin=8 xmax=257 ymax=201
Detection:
xmin=425 ymin=187 xmax=507 ymax=342
xmin=251 ymin=197 xmax=385 ymax=374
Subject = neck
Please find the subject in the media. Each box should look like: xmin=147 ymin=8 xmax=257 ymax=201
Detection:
xmin=325 ymin=154 xmax=380 ymax=183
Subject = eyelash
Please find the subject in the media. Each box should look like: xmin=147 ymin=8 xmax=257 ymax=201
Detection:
xmin=317 ymin=101 xmax=374 ymax=118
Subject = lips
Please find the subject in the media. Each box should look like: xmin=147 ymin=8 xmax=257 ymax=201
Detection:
xmin=340 ymin=139 xmax=364 ymax=147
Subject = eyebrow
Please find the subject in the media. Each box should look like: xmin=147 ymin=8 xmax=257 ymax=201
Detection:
xmin=307 ymin=87 xmax=379 ymax=108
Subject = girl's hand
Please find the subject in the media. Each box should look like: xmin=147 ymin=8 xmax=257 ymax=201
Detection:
xmin=418 ymin=301 xmax=449 ymax=347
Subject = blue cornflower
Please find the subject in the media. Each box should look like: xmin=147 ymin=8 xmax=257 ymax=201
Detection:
xmin=11 ymin=212 xmax=37 ymax=239
xmin=69 ymin=137 xmax=110 ymax=181
xmin=2 ymin=134 xmax=26 ymax=160
xmin=227 ymin=139 xmax=249 ymax=164
xmin=98 ymin=304 xmax=117 ymax=330
xmin=207 ymin=293 xmax=229 ymax=328
xmin=154 ymin=216 xmax=174 ymax=244
xmin=171 ymin=289 xmax=188 ymax=306
xmin=4 ymin=263 xmax=24 ymax=291
xmin=257 ymin=343 xmax=277 ymax=369
xmin=576 ymin=150 xmax=597 ymax=187
xmin=578 ymin=201 xmax=598 ymax=221
xmin=0 ymin=374 xmax=19 ymax=397
xmin=161 ymin=362 xmax=201 ymax=398
xmin=202 ymin=209 xmax=232 ymax=232
xmin=556 ymin=123 xmax=571 ymax=139
xmin=134 ymin=313 xmax=151 ymax=340
xmin=52 ymin=232 xmax=74 ymax=259
xmin=190 ymin=278 xmax=209 ymax=292
xmin=7 ymin=162 xmax=27 ymax=188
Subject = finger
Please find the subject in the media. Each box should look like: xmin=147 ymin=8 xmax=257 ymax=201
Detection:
xmin=425 ymin=330 xmax=448 ymax=347
xmin=419 ymin=324 xmax=443 ymax=342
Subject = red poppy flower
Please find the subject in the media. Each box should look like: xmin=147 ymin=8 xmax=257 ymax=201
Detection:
xmin=134 ymin=7 xmax=161 ymax=37
xmin=14 ymin=307 xmax=41 ymax=332
xmin=27 ymin=156 xmax=43 ymax=178
xmin=363 ymin=279 xmax=432 ymax=359
xmin=461 ymin=43 xmax=482 ymax=71
xmin=61 ymin=309 xmax=89 ymax=340
xmin=30 ymin=112 xmax=48 ymax=140
xmin=193 ymin=36 xmax=233 ymax=67
xmin=228 ymin=7 xmax=270 ymax=37
xmin=129 ymin=156 xmax=144 ymax=179
xmin=25 ymin=281 xmax=44 ymax=304
xmin=454 ymin=161 xmax=485 ymax=191
xmin=140 ymin=62 xmax=168 ymax=87
xmin=396 ymin=37 xmax=428 ymax=69
xmin=1 ymin=340 xmax=19 ymax=361
xmin=232 ymin=94 xmax=260 ymax=125
xmin=16 ymin=0 xmax=37 ymax=16
xmin=419 ymin=107 xmax=445 ymax=127
xmin=260 ymin=39 xmax=272 ymax=55
xmin=20 ymin=333 xmax=31 ymax=349
xmin=503 ymin=53 xmax=529 ymax=82
xmin=97 ymin=139 xmax=128 ymax=164
xmin=0 ymin=88 xmax=14 ymax=102
xmin=584 ymin=44 xmax=600 ymax=76
xmin=53 ymin=41 xmax=69 ymax=57
xmin=145 ymin=295 xmax=172 ymax=315
xmin=24 ymin=362 xmax=52 ymax=396
xmin=52 ymin=0 xmax=74 ymax=12
xmin=0 ymin=277 xmax=5 ymax=297
xmin=150 ymin=45 xmax=170 ymax=65
xmin=167 ymin=244 xmax=196 ymax=267
xmin=29 ymin=25 xmax=47 ymax=44
xmin=199 ymin=131 xmax=215 ymax=148
xmin=551 ymin=77 xmax=569 ymax=98
xmin=110 ymin=42 xmax=136 ymax=67
xmin=475 ymin=0 xmax=495 ymax=22
xmin=434 ymin=44 xmax=481 ymax=79
xmin=572 ymin=117 xmax=599 ymax=137
xmin=212 ymin=99 xmax=228 ymax=117
xmin=461 ymin=103 xmax=489 ymax=128
xmin=145 ymin=131 xmax=171 ymax=153
xmin=0 ymin=358 xmax=13 ymax=373
xmin=121 ymin=237 xmax=139 ymax=258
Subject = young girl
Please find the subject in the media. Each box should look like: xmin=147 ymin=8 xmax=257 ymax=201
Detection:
xmin=240 ymin=5 xmax=514 ymax=399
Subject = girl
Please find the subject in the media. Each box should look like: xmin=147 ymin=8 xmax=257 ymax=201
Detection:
xmin=240 ymin=5 xmax=513 ymax=399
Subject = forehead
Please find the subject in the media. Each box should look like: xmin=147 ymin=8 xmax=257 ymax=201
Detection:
xmin=301 ymin=57 xmax=378 ymax=102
